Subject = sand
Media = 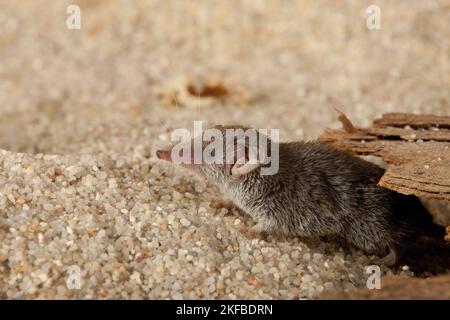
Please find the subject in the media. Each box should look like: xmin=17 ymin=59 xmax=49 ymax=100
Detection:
xmin=0 ymin=0 xmax=449 ymax=299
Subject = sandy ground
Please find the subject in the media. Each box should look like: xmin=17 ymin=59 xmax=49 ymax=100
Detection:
xmin=0 ymin=0 xmax=449 ymax=299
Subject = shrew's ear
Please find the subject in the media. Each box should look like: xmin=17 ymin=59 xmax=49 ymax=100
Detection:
xmin=230 ymin=143 xmax=260 ymax=177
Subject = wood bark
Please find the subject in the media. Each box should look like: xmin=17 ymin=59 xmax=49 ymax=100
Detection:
xmin=318 ymin=112 xmax=450 ymax=201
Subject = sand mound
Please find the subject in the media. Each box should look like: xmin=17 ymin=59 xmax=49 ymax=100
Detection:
xmin=1 ymin=148 xmax=405 ymax=298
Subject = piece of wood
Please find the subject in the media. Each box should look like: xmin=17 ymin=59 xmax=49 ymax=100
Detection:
xmin=320 ymin=274 xmax=450 ymax=300
xmin=373 ymin=112 xmax=450 ymax=129
xmin=334 ymin=107 xmax=357 ymax=133
xmin=362 ymin=127 xmax=450 ymax=142
xmin=318 ymin=113 xmax=450 ymax=201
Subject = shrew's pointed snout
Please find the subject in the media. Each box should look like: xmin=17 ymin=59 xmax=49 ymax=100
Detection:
xmin=156 ymin=149 xmax=172 ymax=161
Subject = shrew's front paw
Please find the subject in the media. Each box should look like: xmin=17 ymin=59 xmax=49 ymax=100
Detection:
xmin=209 ymin=198 xmax=234 ymax=211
